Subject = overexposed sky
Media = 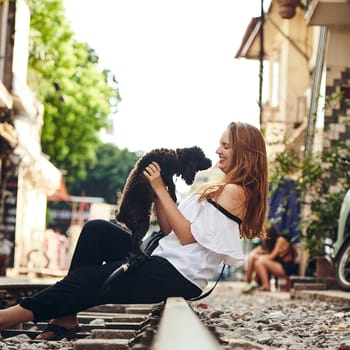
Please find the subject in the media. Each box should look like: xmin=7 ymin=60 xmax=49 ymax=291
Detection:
xmin=64 ymin=0 xmax=262 ymax=163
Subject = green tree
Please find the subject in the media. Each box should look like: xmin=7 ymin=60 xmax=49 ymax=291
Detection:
xmin=27 ymin=0 xmax=121 ymax=185
xmin=70 ymin=143 xmax=140 ymax=204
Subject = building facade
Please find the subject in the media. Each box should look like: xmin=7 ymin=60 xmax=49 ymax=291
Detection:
xmin=236 ymin=0 xmax=350 ymax=161
xmin=0 ymin=0 xmax=61 ymax=273
xmin=235 ymin=0 xmax=350 ymax=274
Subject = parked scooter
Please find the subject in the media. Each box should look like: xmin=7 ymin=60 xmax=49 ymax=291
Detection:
xmin=334 ymin=187 xmax=350 ymax=291
xmin=306 ymin=158 xmax=350 ymax=291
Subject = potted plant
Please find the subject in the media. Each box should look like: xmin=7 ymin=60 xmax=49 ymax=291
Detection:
xmin=301 ymin=144 xmax=350 ymax=276
xmin=273 ymin=0 xmax=306 ymax=19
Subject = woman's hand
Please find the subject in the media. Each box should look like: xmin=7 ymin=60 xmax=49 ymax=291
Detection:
xmin=144 ymin=161 xmax=171 ymax=233
xmin=143 ymin=161 xmax=194 ymax=244
xmin=143 ymin=161 xmax=165 ymax=194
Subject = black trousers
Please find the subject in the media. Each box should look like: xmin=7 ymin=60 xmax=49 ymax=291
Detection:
xmin=20 ymin=220 xmax=201 ymax=322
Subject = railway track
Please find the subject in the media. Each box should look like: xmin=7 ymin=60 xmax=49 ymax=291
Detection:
xmin=0 ymin=281 xmax=225 ymax=350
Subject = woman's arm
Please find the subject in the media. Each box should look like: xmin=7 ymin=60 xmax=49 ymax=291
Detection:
xmin=265 ymin=236 xmax=290 ymax=260
xmin=293 ymin=244 xmax=301 ymax=264
xmin=144 ymin=162 xmax=195 ymax=245
xmin=266 ymin=239 xmax=283 ymax=260
xmin=153 ymin=198 xmax=171 ymax=235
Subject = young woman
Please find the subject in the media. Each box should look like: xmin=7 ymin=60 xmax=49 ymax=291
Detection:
xmin=0 ymin=121 xmax=268 ymax=340
xmin=241 ymin=226 xmax=300 ymax=293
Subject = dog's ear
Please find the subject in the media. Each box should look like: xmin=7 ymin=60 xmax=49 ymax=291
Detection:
xmin=175 ymin=148 xmax=185 ymax=159
xmin=198 ymin=156 xmax=212 ymax=170
xmin=176 ymin=146 xmax=210 ymax=164
xmin=176 ymin=146 xmax=198 ymax=161
xmin=176 ymin=146 xmax=211 ymax=185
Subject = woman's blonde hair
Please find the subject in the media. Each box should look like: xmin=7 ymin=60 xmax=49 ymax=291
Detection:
xmin=198 ymin=122 xmax=268 ymax=239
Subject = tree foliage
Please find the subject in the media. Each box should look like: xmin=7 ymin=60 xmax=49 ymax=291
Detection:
xmin=69 ymin=143 xmax=140 ymax=204
xmin=26 ymin=0 xmax=121 ymax=185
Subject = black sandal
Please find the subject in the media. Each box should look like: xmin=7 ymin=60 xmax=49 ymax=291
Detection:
xmin=36 ymin=324 xmax=83 ymax=341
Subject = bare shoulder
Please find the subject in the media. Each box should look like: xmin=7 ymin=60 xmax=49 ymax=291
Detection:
xmin=221 ymin=183 xmax=245 ymax=197
xmin=215 ymin=184 xmax=246 ymax=219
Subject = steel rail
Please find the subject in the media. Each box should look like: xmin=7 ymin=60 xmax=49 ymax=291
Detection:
xmin=151 ymin=297 xmax=223 ymax=350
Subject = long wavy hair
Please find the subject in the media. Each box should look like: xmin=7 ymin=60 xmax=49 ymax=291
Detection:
xmin=198 ymin=122 xmax=268 ymax=239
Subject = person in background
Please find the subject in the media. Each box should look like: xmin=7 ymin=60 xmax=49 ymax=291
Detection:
xmin=0 ymin=122 xmax=268 ymax=341
xmin=254 ymin=227 xmax=300 ymax=291
xmin=241 ymin=226 xmax=278 ymax=293
xmin=241 ymin=178 xmax=301 ymax=293
xmin=44 ymin=224 xmax=69 ymax=270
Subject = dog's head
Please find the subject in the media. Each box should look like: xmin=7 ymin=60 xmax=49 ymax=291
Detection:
xmin=176 ymin=146 xmax=212 ymax=185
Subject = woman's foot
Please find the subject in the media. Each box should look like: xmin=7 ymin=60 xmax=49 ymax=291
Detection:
xmin=258 ymin=286 xmax=271 ymax=292
xmin=35 ymin=315 xmax=80 ymax=340
xmin=35 ymin=323 xmax=82 ymax=341
xmin=241 ymin=282 xmax=258 ymax=294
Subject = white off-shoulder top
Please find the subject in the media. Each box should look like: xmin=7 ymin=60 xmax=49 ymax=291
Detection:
xmin=152 ymin=194 xmax=244 ymax=289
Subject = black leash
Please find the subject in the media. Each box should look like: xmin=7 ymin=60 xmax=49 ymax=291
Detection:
xmin=101 ymin=250 xmax=226 ymax=301
xmin=190 ymin=264 xmax=226 ymax=301
xmin=100 ymin=252 xmax=148 ymax=297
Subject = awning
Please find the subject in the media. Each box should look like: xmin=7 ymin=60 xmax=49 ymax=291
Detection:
xmin=35 ymin=154 xmax=62 ymax=194
xmin=0 ymin=122 xmax=18 ymax=147
xmin=48 ymin=179 xmax=71 ymax=202
xmin=235 ymin=17 xmax=262 ymax=59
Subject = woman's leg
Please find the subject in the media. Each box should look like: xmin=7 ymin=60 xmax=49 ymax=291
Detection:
xmin=0 ymin=305 xmax=34 ymax=330
xmin=0 ymin=222 xmax=198 ymax=338
xmin=245 ymin=247 xmax=266 ymax=283
xmin=254 ymin=255 xmax=286 ymax=290
xmin=69 ymin=219 xmax=132 ymax=271
xmin=20 ymin=256 xmax=200 ymax=323
xmin=245 ymin=251 xmax=256 ymax=284
xmin=103 ymin=256 xmax=202 ymax=304
xmin=19 ymin=220 xmax=131 ymax=339
xmin=0 ymin=255 xmax=200 ymax=340
xmin=15 ymin=261 xmax=122 ymax=339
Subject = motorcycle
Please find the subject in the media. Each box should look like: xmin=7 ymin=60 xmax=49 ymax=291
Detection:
xmin=334 ymin=187 xmax=350 ymax=291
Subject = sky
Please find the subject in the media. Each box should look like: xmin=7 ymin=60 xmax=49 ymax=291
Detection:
xmin=63 ymin=0 xmax=262 ymax=163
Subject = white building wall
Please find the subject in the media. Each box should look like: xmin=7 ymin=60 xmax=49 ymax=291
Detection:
xmin=9 ymin=0 xmax=62 ymax=271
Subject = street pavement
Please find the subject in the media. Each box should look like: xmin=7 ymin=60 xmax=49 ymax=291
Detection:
xmin=203 ymin=280 xmax=350 ymax=303
xmin=193 ymin=281 xmax=350 ymax=349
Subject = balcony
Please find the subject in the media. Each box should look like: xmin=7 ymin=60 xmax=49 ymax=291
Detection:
xmin=305 ymin=0 xmax=350 ymax=26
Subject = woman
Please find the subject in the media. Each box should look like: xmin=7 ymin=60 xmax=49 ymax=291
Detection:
xmin=253 ymin=230 xmax=300 ymax=291
xmin=241 ymin=226 xmax=278 ymax=293
xmin=0 ymin=122 xmax=268 ymax=340
xmin=242 ymin=225 xmax=300 ymax=292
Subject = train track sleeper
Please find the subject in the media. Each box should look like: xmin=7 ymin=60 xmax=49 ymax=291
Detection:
xmin=91 ymin=328 xmax=136 ymax=339
xmin=0 ymin=283 xmax=231 ymax=349
xmin=74 ymin=338 xmax=130 ymax=350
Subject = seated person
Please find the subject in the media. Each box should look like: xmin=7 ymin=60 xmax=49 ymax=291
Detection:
xmin=242 ymin=177 xmax=301 ymax=292
xmin=241 ymin=228 xmax=276 ymax=293
xmin=242 ymin=225 xmax=300 ymax=292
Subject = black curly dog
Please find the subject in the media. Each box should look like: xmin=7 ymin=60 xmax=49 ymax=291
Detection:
xmin=116 ymin=146 xmax=212 ymax=252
